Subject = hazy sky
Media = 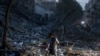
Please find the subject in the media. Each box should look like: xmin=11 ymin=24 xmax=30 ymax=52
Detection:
xmin=76 ymin=0 xmax=89 ymax=10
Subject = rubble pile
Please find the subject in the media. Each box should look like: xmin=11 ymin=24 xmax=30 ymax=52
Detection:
xmin=7 ymin=38 xmax=100 ymax=56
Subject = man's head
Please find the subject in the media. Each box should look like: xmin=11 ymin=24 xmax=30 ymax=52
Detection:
xmin=49 ymin=33 xmax=54 ymax=38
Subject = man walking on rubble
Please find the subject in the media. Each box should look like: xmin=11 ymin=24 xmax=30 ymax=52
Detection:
xmin=46 ymin=33 xmax=59 ymax=56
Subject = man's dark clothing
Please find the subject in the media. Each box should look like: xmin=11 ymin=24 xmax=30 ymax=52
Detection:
xmin=48 ymin=38 xmax=56 ymax=55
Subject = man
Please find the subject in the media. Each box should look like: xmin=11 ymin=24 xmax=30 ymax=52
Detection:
xmin=46 ymin=33 xmax=59 ymax=56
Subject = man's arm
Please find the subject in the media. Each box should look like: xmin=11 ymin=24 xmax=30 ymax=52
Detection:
xmin=56 ymin=38 xmax=59 ymax=44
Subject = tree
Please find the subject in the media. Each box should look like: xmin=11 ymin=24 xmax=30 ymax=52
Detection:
xmin=50 ymin=0 xmax=83 ymax=34
xmin=1 ymin=0 xmax=13 ymax=55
